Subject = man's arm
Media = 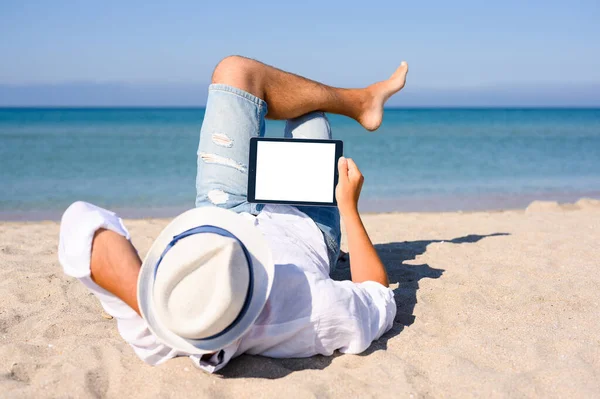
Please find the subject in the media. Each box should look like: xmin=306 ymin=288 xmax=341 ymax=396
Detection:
xmin=90 ymin=228 xmax=142 ymax=315
xmin=335 ymin=157 xmax=389 ymax=287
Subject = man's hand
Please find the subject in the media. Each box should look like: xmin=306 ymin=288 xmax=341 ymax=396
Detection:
xmin=335 ymin=157 xmax=364 ymax=216
xmin=335 ymin=157 xmax=389 ymax=287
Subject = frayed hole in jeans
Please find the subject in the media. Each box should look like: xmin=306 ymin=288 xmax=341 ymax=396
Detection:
xmin=199 ymin=152 xmax=247 ymax=173
xmin=211 ymin=133 xmax=233 ymax=148
xmin=207 ymin=189 xmax=229 ymax=205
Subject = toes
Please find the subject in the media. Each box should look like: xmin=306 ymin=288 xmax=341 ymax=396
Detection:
xmin=393 ymin=61 xmax=409 ymax=79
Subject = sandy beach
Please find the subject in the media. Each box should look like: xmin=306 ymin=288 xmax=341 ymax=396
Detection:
xmin=1 ymin=199 xmax=599 ymax=398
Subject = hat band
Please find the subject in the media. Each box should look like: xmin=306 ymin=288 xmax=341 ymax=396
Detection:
xmin=152 ymin=225 xmax=254 ymax=342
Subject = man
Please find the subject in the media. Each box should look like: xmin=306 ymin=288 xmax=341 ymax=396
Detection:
xmin=58 ymin=56 xmax=409 ymax=372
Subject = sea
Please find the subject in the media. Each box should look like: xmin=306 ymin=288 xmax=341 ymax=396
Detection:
xmin=1 ymin=108 xmax=599 ymax=220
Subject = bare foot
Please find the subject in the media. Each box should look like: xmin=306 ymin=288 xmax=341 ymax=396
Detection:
xmin=358 ymin=62 xmax=409 ymax=131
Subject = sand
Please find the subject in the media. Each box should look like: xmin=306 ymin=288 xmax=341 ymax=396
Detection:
xmin=1 ymin=199 xmax=599 ymax=398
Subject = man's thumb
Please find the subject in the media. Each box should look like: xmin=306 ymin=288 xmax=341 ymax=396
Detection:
xmin=338 ymin=156 xmax=348 ymax=180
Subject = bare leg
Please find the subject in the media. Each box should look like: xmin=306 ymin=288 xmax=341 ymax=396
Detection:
xmin=212 ymin=56 xmax=408 ymax=131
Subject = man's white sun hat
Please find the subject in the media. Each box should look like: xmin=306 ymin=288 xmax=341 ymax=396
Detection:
xmin=137 ymin=206 xmax=274 ymax=354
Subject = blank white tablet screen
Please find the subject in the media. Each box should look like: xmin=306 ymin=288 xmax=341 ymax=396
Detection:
xmin=254 ymin=141 xmax=336 ymax=203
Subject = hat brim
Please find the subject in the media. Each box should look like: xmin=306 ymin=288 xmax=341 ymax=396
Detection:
xmin=137 ymin=206 xmax=274 ymax=354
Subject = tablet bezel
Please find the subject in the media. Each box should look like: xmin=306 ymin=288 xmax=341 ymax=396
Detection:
xmin=247 ymin=137 xmax=344 ymax=207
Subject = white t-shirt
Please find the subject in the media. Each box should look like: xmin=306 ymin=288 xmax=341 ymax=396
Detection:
xmin=58 ymin=201 xmax=396 ymax=373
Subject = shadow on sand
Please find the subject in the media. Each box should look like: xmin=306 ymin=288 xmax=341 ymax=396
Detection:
xmin=220 ymin=233 xmax=509 ymax=379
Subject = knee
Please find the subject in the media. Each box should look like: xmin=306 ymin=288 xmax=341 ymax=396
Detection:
xmin=285 ymin=112 xmax=331 ymax=139
xmin=211 ymin=55 xmax=263 ymax=98
xmin=211 ymin=55 xmax=251 ymax=84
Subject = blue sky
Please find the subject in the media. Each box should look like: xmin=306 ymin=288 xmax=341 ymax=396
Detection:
xmin=1 ymin=0 xmax=599 ymax=106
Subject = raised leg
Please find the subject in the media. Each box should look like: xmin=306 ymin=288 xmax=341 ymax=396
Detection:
xmin=212 ymin=56 xmax=408 ymax=131
xmin=195 ymin=85 xmax=267 ymax=214
xmin=196 ymin=55 xmax=408 ymax=215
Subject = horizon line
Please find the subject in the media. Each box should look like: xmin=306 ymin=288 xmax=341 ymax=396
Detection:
xmin=1 ymin=105 xmax=600 ymax=110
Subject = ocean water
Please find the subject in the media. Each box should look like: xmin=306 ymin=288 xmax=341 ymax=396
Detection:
xmin=1 ymin=108 xmax=600 ymax=220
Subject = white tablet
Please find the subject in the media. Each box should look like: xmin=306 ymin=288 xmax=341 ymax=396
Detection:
xmin=248 ymin=138 xmax=344 ymax=206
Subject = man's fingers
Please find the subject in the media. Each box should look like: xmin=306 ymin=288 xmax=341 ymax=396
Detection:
xmin=338 ymin=156 xmax=349 ymax=180
xmin=346 ymin=158 xmax=357 ymax=171
xmin=346 ymin=158 xmax=362 ymax=178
